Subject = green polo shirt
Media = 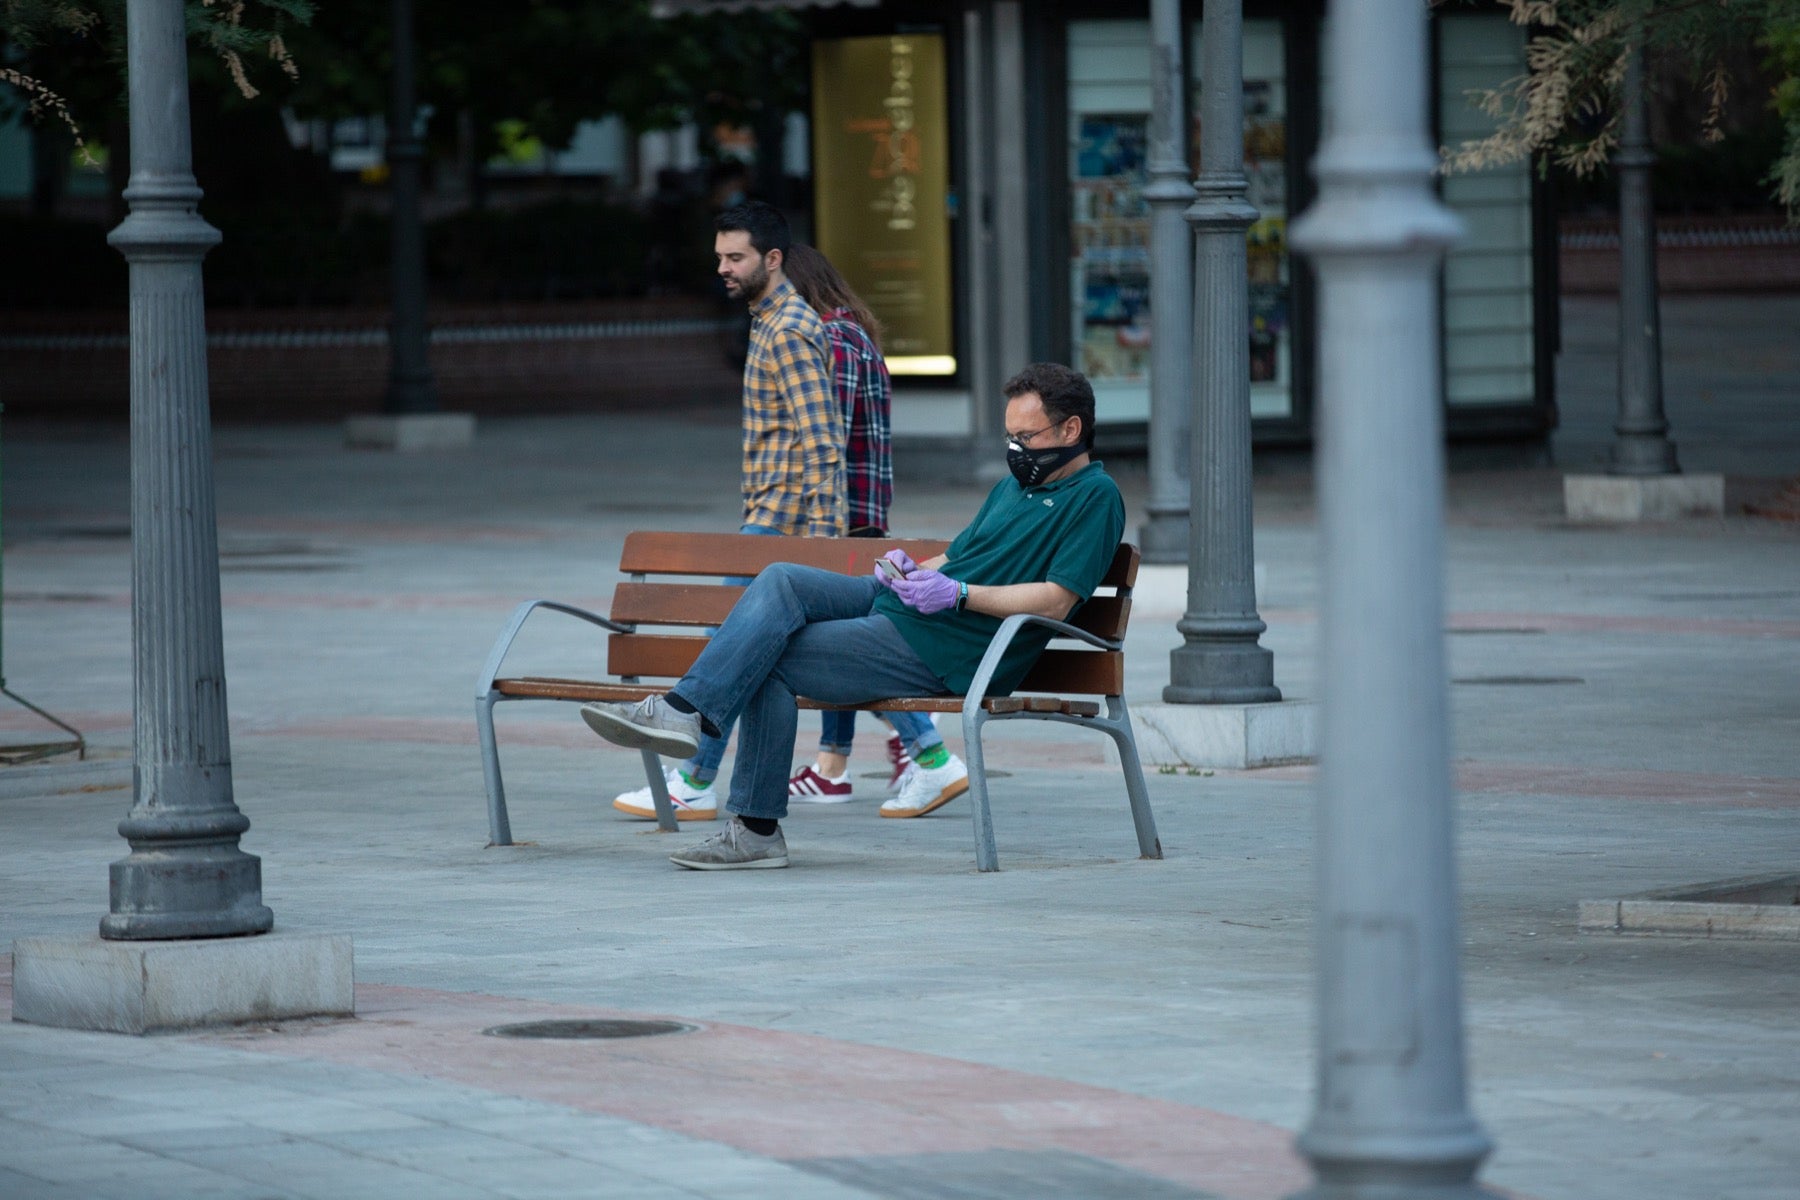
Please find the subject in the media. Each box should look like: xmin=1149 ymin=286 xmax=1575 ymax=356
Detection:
xmin=874 ymin=461 xmax=1125 ymax=695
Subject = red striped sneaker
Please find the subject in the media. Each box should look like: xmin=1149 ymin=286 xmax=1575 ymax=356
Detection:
xmin=885 ymin=735 xmax=913 ymax=795
xmin=787 ymin=764 xmax=854 ymax=803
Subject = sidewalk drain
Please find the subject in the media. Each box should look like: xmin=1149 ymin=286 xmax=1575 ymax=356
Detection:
xmin=482 ymin=1019 xmax=696 ymax=1040
xmin=1453 ymin=675 xmax=1585 ymax=686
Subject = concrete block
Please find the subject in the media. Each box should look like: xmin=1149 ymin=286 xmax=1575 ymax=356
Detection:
xmin=1108 ymin=701 xmax=1317 ymax=770
xmin=11 ymin=931 xmax=354 ymax=1034
xmin=1579 ymin=873 xmax=1800 ymax=940
xmin=1563 ymin=473 xmax=1724 ymax=521
xmin=344 ymin=412 xmax=475 ymax=452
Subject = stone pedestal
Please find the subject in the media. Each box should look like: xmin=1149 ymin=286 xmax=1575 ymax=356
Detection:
xmin=12 ymin=931 xmax=354 ymax=1035
xmin=1110 ymin=701 xmax=1316 ymax=770
xmin=1564 ymin=473 xmax=1724 ymax=521
xmin=345 ymin=412 xmax=474 ymax=452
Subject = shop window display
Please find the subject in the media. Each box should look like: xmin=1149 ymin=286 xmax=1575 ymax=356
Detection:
xmin=1066 ymin=19 xmax=1293 ymax=422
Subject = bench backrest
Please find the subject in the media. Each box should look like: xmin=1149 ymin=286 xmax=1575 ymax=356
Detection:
xmin=608 ymin=531 xmax=1139 ymax=696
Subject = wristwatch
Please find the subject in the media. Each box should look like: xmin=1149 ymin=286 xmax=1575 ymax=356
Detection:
xmin=956 ymin=580 xmax=969 ymax=611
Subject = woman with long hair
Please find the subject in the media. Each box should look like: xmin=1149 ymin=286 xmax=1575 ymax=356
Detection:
xmin=779 ymin=243 xmax=965 ymax=810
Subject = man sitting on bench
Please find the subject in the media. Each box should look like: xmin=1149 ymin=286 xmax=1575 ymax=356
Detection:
xmin=579 ymin=362 xmax=1125 ymax=870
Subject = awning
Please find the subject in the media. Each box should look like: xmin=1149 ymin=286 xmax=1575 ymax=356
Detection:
xmin=650 ymin=0 xmax=882 ymax=15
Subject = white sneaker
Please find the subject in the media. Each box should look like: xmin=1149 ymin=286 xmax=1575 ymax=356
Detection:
xmin=880 ymin=754 xmax=969 ymax=819
xmin=612 ymin=766 xmax=717 ymax=821
xmin=885 ymin=713 xmax=939 ymax=795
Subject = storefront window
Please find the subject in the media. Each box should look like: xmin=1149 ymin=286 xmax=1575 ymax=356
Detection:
xmin=1066 ymin=19 xmax=1293 ymax=424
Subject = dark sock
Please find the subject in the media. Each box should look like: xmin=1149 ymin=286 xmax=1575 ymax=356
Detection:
xmin=664 ymin=691 xmax=720 ymax=738
xmin=740 ymin=816 xmax=779 ymax=836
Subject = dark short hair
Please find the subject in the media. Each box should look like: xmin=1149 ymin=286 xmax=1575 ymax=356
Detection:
xmin=1002 ymin=362 xmax=1097 ymax=450
xmin=715 ymin=200 xmax=791 ymax=259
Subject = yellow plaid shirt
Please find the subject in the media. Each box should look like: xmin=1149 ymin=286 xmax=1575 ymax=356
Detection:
xmin=741 ymin=279 xmax=846 ymax=536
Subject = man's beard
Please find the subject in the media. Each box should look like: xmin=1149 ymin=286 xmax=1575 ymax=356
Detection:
xmin=729 ymin=260 xmax=770 ymax=301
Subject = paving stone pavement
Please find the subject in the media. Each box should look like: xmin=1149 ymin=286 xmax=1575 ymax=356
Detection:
xmin=0 ymin=294 xmax=1796 ymax=1199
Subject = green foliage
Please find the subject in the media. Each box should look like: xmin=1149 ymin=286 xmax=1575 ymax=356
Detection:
xmin=280 ymin=0 xmax=806 ymax=163
xmin=0 ymin=0 xmax=313 ymax=140
xmin=1442 ymin=0 xmax=1800 ymax=220
xmin=1765 ymin=7 xmax=1800 ymax=207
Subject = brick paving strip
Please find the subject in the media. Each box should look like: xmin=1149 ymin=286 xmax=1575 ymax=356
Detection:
xmin=0 ymin=966 xmax=1313 ymax=1199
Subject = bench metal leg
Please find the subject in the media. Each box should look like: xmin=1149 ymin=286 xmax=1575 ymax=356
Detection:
xmin=476 ymin=692 xmax=514 ymax=846
xmin=963 ymin=705 xmax=1000 ymax=872
xmin=642 ymin=748 xmax=680 ymax=833
xmin=1106 ymin=696 xmax=1162 ymax=860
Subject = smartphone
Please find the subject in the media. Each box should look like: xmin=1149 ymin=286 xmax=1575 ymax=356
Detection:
xmin=877 ymin=557 xmax=905 ymax=579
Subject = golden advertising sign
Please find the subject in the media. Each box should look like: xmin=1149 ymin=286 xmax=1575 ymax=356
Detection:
xmin=811 ymin=34 xmax=955 ymax=376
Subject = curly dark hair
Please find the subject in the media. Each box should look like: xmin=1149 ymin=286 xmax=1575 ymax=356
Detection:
xmin=1001 ymin=362 xmax=1097 ymax=449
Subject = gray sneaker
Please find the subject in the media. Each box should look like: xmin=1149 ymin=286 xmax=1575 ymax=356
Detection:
xmin=669 ymin=817 xmax=789 ymax=871
xmin=580 ymin=695 xmax=702 ymax=759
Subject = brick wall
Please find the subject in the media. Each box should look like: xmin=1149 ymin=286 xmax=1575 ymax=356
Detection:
xmin=1559 ymin=215 xmax=1800 ymax=294
xmin=2 ymin=298 xmax=745 ymax=421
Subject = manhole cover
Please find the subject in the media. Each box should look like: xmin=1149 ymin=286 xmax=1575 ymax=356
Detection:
xmin=482 ymin=1019 xmax=695 ymax=1040
xmin=1452 ymin=675 xmax=1585 ymax=686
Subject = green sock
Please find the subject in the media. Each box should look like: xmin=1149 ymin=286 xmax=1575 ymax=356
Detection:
xmin=678 ymin=769 xmax=712 ymax=790
xmin=913 ymin=744 xmax=949 ymax=770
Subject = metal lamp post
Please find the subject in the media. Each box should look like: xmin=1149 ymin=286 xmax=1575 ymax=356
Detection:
xmin=1164 ymin=0 xmax=1280 ymax=704
xmin=385 ymin=0 xmax=439 ymax=415
xmin=1609 ymin=40 xmax=1678 ymax=476
xmin=102 ymin=0 xmax=272 ymax=940
xmin=1287 ymin=0 xmax=1497 ymax=1195
xmin=1138 ymin=0 xmax=1196 ymax=563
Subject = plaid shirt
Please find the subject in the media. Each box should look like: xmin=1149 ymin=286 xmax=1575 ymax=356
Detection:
xmin=821 ymin=308 xmax=893 ymax=534
xmin=741 ymin=280 xmax=845 ymax=536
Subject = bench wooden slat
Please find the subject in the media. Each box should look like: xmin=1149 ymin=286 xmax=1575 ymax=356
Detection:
xmin=610 ymin=582 xmax=744 ymax=627
xmin=1015 ymin=649 xmax=1124 ymax=696
xmin=1107 ymin=543 xmax=1140 ymax=590
xmin=495 ymin=678 xmax=659 ymax=703
xmin=1066 ymin=595 xmax=1130 ymax=641
xmin=620 ymin=532 xmax=950 ymax=580
xmin=607 ymin=633 xmax=710 ymax=680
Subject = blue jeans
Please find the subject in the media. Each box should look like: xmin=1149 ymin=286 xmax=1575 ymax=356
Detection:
xmin=682 ymin=524 xmax=786 ymax=783
xmin=684 ymin=527 xmax=941 ymax=781
xmin=670 ymin=563 xmax=951 ymax=821
xmin=818 ymin=708 xmax=937 ymax=755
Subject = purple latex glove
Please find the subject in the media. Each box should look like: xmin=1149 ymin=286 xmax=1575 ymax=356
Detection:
xmin=872 ymin=547 xmax=919 ymax=591
xmin=890 ymin=568 xmax=960 ymax=614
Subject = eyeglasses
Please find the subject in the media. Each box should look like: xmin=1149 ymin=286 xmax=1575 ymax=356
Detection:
xmin=1005 ymin=419 xmax=1069 ymax=449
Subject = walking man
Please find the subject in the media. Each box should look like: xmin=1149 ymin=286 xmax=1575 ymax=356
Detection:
xmin=609 ymin=201 xmax=846 ymax=822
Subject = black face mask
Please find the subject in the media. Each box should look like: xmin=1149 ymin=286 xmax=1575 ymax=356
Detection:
xmin=1006 ymin=439 xmax=1085 ymax=488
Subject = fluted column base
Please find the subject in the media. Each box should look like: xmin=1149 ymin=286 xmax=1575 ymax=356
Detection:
xmin=1138 ymin=509 xmax=1191 ymax=563
xmin=1165 ymin=637 xmax=1280 ymax=704
xmin=103 ymin=847 xmax=273 ymax=940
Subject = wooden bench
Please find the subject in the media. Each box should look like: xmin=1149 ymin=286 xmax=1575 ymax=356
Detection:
xmin=474 ymin=531 xmax=1160 ymax=871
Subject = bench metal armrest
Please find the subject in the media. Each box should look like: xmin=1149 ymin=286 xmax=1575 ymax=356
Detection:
xmin=962 ymin=612 xmax=1122 ymax=708
xmin=475 ymin=600 xmax=631 ymax=700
